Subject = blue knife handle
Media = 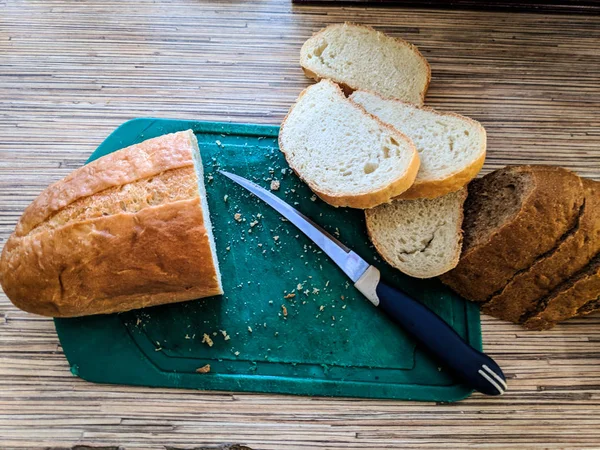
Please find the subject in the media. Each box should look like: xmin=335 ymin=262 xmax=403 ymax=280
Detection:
xmin=356 ymin=267 xmax=507 ymax=396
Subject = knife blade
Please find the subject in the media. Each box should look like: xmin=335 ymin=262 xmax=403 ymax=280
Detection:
xmin=219 ymin=170 xmax=507 ymax=396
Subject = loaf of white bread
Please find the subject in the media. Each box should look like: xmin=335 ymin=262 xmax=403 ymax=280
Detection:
xmin=0 ymin=131 xmax=223 ymax=317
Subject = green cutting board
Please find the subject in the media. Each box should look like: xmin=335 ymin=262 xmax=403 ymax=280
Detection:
xmin=54 ymin=118 xmax=481 ymax=402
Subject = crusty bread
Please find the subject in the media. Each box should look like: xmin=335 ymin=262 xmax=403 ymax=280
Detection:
xmin=440 ymin=166 xmax=584 ymax=302
xmin=279 ymin=79 xmax=420 ymax=209
xmin=483 ymin=178 xmax=600 ymax=323
xmin=577 ymin=295 xmax=600 ymax=316
xmin=0 ymin=130 xmax=223 ymax=317
xmin=522 ymin=254 xmax=600 ymax=330
xmin=300 ymin=23 xmax=431 ymax=105
xmin=365 ymin=188 xmax=467 ymax=278
xmin=351 ymin=90 xmax=486 ymax=199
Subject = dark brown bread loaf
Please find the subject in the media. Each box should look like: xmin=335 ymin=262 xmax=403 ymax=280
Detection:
xmin=482 ymin=178 xmax=600 ymax=323
xmin=440 ymin=166 xmax=584 ymax=302
xmin=522 ymin=254 xmax=600 ymax=330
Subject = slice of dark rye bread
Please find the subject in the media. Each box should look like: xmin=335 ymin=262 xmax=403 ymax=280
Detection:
xmin=522 ymin=253 xmax=600 ymax=330
xmin=482 ymin=178 xmax=600 ymax=323
xmin=439 ymin=166 xmax=584 ymax=302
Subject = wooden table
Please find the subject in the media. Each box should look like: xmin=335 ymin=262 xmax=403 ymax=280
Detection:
xmin=1 ymin=1 xmax=599 ymax=448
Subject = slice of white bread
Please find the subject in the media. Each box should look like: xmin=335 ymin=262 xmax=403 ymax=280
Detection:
xmin=300 ymin=23 xmax=431 ymax=105
xmin=351 ymin=90 xmax=486 ymax=199
xmin=365 ymin=188 xmax=468 ymax=278
xmin=279 ymin=80 xmax=420 ymax=209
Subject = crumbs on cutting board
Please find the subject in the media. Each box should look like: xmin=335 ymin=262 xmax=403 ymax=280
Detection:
xmin=202 ymin=333 xmax=214 ymax=347
xmin=179 ymin=161 xmax=352 ymax=361
xmin=196 ymin=364 xmax=211 ymax=374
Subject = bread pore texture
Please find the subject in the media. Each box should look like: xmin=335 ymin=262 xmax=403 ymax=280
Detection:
xmin=279 ymin=80 xmax=420 ymax=209
xmin=300 ymin=23 xmax=431 ymax=105
xmin=366 ymin=188 xmax=467 ymax=278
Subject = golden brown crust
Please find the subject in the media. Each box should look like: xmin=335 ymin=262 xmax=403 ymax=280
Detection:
xmin=0 ymin=131 xmax=223 ymax=317
xmin=279 ymin=80 xmax=420 ymax=209
xmin=398 ymin=150 xmax=486 ymax=199
xmin=483 ymin=179 xmax=600 ymax=323
xmin=17 ymin=131 xmax=196 ymax=236
xmin=300 ymin=23 xmax=431 ymax=105
xmin=1 ymin=198 xmax=222 ymax=317
xmin=440 ymin=166 xmax=585 ymax=302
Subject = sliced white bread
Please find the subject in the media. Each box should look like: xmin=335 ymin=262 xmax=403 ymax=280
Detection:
xmin=351 ymin=90 xmax=486 ymax=199
xmin=300 ymin=23 xmax=431 ymax=105
xmin=365 ymin=188 xmax=468 ymax=278
xmin=279 ymin=80 xmax=420 ymax=209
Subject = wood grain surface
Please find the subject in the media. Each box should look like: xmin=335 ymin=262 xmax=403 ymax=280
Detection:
xmin=1 ymin=0 xmax=600 ymax=449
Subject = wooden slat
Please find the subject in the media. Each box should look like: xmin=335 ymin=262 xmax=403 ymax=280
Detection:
xmin=1 ymin=0 xmax=599 ymax=448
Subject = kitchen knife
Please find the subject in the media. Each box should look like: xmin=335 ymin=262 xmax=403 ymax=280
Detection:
xmin=220 ymin=170 xmax=507 ymax=396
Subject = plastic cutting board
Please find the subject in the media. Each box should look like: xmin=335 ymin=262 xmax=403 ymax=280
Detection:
xmin=54 ymin=118 xmax=482 ymax=402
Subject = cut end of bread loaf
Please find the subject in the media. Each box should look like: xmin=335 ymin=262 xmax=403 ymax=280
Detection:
xmin=279 ymin=80 xmax=420 ymax=209
xmin=190 ymin=133 xmax=223 ymax=294
xmin=0 ymin=130 xmax=223 ymax=317
xmin=351 ymin=90 xmax=486 ymax=199
xmin=366 ymin=188 xmax=467 ymax=278
xmin=300 ymin=23 xmax=431 ymax=105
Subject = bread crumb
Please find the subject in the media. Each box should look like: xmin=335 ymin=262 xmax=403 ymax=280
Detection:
xmin=212 ymin=331 xmax=218 ymax=336
xmin=273 ymin=236 xmax=279 ymax=241
xmin=310 ymin=195 xmax=317 ymax=202
xmin=297 ymin=283 xmax=303 ymax=290
xmin=268 ymin=300 xmax=273 ymax=304
xmin=234 ymin=213 xmax=242 ymax=222
xmin=282 ymin=305 xmax=288 ymax=316
xmin=270 ymin=180 xmax=280 ymax=191
xmin=313 ymin=288 xmax=320 ymax=294
xmin=234 ymin=351 xmax=240 ymax=356
xmin=216 ymin=140 xmax=222 ymax=146
xmin=250 ymin=221 xmax=258 ymax=227
xmin=220 ymin=330 xmax=231 ymax=341
xmin=342 ymin=304 xmax=347 ymax=309
xmin=332 ymin=316 xmax=335 ymax=321
xmin=248 ymin=326 xmax=253 ymax=333
xmin=195 ymin=364 xmax=211 ymax=374
xmin=319 ymin=305 xmax=325 ymax=311
xmin=223 ymin=195 xmax=229 ymax=202
xmin=341 ymin=295 xmax=345 ymax=300
xmin=226 ymin=246 xmax=231 ymax=251
xmin=284 ymin=293 xmax=295 ymax=299
xmin=185 ymin=334 xmax=191 ymax=339
xmin=202 ymin=333 xmax=213 ymax=347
